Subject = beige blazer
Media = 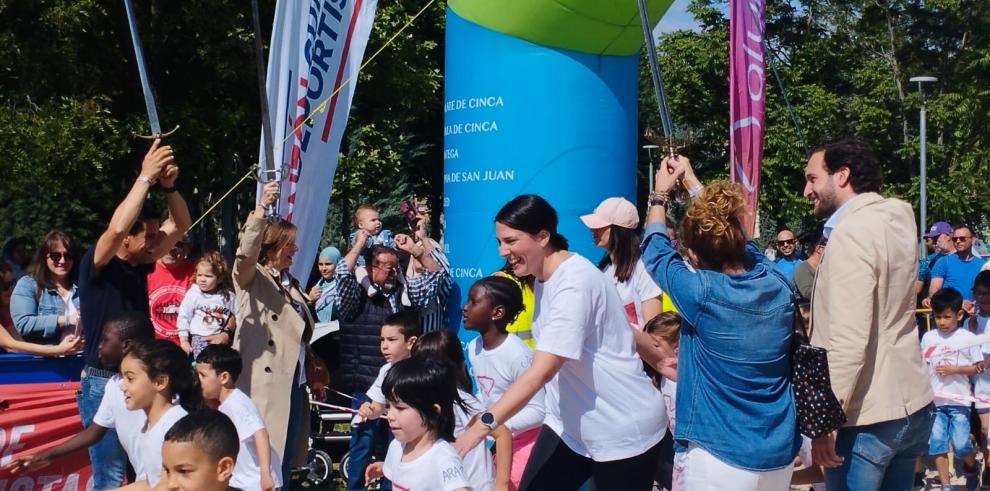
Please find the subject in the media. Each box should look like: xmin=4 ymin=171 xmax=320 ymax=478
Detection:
xmin=232 ymin=213 xmax=314 ymax=462
xmin=811 ymin=192 xmax=932 ymax=427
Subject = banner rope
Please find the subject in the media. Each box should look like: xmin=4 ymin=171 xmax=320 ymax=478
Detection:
xmin=186 ymin=0 xmax=437 ymax=230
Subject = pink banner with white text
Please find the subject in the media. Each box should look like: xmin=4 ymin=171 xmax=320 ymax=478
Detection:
xmin=729 ymin=0 xmax=766 ymax=234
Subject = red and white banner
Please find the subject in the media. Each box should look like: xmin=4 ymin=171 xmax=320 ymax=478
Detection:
xmin=728 ymin=0 xmax=766 ymax=235
xmin=0 ymin=382 xmax=92 ymax=491
xmin=260 ymin=0 xmax=379 ymax=281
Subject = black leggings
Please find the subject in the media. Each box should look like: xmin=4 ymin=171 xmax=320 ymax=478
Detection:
xmin=518 ymin=426 xmax=664 ymax=491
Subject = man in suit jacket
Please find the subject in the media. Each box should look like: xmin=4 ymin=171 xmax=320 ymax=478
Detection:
xmin=805 ymin=137 xmax=933 ymax=490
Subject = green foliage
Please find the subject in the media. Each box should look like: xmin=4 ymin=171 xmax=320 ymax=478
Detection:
xmin=646 ymin=0 xmax=990 ymax=243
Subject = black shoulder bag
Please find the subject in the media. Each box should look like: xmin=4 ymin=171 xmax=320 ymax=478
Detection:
xmin=790 ymin=291 xmax=847 ymax=438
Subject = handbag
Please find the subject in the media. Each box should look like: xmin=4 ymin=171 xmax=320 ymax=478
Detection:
xmin=791 ymin=292 xmax=847 ymax=438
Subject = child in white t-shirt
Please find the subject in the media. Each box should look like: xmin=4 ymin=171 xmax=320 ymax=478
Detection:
xmin=364 ymin=357 xmax=471 ymax=491
xmin=414 ymin=330 xmax=513 ymax=491
xmin=644 ymin=312 xmax=681 ymax=490
xmin=196 ymin=344 xmax=282 ymax=491
xmin=968 ymin=270 xmax=990 ymax=482
xmin=3 ymin=313 xmax=152 ymax=478
xmin=464 ymin=276 xmax=545 ymax=489
xmin=119 ymin=339 xmax=203 ymax=488
xmin=178 ymin=251 xmax=237 ymax=357
xmin=921 ymin=288 xmax=983 ymax=490
xmin=161 ymin=410 xmax=242 ymax=491
xmin=349 ymin=311 xmax=422 ymax=489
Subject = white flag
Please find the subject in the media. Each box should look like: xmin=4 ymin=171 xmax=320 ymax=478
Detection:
xmin=260 ymin=0 xmax=379 ymax=282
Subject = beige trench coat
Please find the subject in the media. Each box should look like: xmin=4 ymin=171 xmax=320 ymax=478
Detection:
xmin=232 ymin=213 xmax=313 ymax=464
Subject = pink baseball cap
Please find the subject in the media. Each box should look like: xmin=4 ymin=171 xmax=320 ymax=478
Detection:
xmin=580 ymin=197 xmax=639 ymax=230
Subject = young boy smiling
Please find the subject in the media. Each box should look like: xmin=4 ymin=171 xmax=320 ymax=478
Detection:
xmin=161 ymin=410 xmax=241 ymax=491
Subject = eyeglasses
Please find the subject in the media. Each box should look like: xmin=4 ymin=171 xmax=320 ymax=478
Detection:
xmin=776 ymin=239 xmax=797 ymax=246
xmin=371 ymin=264 xmax=399 ymax=275
xmin=951 ymin=236 xmax=973 ymax=243
xmin=47 ymin=252 xmax=73 ymax=263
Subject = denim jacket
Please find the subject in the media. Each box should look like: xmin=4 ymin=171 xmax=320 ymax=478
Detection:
xmin=10 ymin=274 xmax=79 ymax=342
xmin=641 ymin=222 xmax=800 ymax=470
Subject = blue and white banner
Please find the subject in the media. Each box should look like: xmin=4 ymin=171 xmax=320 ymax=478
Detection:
xmin=260 ymin=0 xmax=378 ymax=282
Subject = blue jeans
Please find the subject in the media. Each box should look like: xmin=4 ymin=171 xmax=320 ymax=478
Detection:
xmin=346 ymin=393 xmax=392 ymax=491
xmin=76 ymin=373 xmax=127 ymax=490
xmin=929 ymin=405 xmax=973 ymax=455
xmin=824 ymin=403 xmax=934 ymax=491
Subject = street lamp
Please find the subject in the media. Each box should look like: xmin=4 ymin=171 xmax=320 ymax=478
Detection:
xmin=910 ymin=75 xmax=938 ymax=256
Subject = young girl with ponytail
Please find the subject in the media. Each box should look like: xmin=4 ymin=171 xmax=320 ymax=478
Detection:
xmin=118 ymin=338 xmax=204 ymax=489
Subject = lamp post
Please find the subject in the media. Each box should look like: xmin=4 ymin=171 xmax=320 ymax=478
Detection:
xmin=910 ymin=75 xmax=938 ymax=257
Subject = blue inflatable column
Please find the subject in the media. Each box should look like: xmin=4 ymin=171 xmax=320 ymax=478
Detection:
xmin=442 ymin=9 xmax=639 ymax=342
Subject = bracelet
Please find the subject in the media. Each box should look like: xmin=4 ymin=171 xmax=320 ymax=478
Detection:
xmin=687 ymin=182 xmax=704 ymax=198
xmin=648 ymin=190 xmax=670 ymax=208
xmin=137 ymin=175 xmax=154 ymax=186
xmin=160 ymin=183 xmax=178 ymax=193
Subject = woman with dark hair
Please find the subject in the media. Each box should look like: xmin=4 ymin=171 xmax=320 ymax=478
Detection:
xmin=640 ymin=156 xmax=799 ymax=489
xmin=0 ymin=260 xmax=81 ymax=355
xmin=455 ymin=194 xmax=670 ymax=491
xmin=232 ymin=181 xmax=328 ymax=489
xmin=10 ymin=230 xmax=80 ymax=344
xmin=581 ymin=197 xmax=662 ymax=328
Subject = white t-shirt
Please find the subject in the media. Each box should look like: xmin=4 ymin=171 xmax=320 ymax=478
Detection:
xmin=177 ymin=285 xmax=237 ymax=338
xmin=973 ymin=315 xmax=990 ymax=403
xmin=219 ymin=389 xmax=284 ymax=491
xmin=533 ymin=254 xmax=666 ymax=461
xmin=93 ymin=375 xmax=147 ymax=461
xmin=467 ymin=335 xmax=545 ymax=435
xmin=368 ymin=362 xmax=391 ymax=404
xmin=382 ymin=439 xmax=470 ymax=491
xmin=921 ymin=328 xmax=982 ymax=406
xmin=135 ymin=405 xmax=188 ymax=486
xmin=603 ymin=260 xmax=663 ymax=328
xmin=660 ymin=377 xmax=677 ymax=433
xmin=454 ymin=389 xmax=493 ymax=491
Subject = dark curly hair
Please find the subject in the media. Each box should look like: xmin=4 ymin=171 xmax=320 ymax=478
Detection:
xmin=810 ymin=137 xmax=882 ymax=194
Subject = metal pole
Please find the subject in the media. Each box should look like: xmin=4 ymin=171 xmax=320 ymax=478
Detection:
xmin=919 ymin=89 xmax=927 ymax=257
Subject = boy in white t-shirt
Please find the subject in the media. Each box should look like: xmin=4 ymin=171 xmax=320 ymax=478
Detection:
xmin=3 ymin=313 xmax=152 ymax=479
xmin=195 ymin=344 xmax=281 ymax=491
xmin=351 ymin=310 xmax=422 ymax=490
xmin=921 ymin=288 xmax=984 ymax=491
xmin=968 ymin=270 xmax=990 ymax=484
xmin=161 ymin=410 xmax=242 ymax=491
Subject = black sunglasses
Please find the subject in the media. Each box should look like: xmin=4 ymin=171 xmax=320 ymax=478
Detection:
xmin=952 ymin=236 xmax=973 ymax=243
xmin=47 ymin=252 xmax=73 ymax=262
xmin=776 ymin=239 xmax=797 ymax=246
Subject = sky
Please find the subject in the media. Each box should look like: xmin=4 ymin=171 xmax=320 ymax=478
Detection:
xmin=656 ymin=0 xmax=701 ymax=34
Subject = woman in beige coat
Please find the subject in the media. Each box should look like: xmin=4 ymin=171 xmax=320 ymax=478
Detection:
xmin=233 ymin=181 xmax=327 ymax=487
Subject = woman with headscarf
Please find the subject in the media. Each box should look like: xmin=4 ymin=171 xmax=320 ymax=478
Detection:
xmin=308 ymin=246 xmax=341 ymax=322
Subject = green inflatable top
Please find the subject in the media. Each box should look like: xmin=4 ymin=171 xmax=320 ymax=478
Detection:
xmin=449 ymin=0 xmax=674 ymax=56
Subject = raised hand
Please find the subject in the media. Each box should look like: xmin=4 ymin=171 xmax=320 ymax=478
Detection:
xmin=393 ymin=234 xmax=424 ymax=257
xmin=140 ymin=139 xmax=174 ymax=182
xmin=159 ymin=163 xmax=179 ymax=188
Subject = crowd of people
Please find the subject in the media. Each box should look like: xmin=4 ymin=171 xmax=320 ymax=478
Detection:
xmin=0 ymin=135 xmax=984 ymax=491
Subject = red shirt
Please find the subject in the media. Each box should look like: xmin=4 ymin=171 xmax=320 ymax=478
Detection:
xmin=147 ymin=260 xmax=195 ymax=344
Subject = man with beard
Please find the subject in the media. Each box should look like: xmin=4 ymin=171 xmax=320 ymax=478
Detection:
xmin=334 ymin=231 xmax=448 ymax=491
xmin=803 ymin=137 xmax=932 ymax=491
xmin=77 ymin=140 xmax=191 ymax=489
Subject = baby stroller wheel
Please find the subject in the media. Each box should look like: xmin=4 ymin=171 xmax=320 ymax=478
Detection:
xmin=339 ymin=451 xmax=351 ymax=481
xmin=307 ymin=449 xmax=333 ymax=486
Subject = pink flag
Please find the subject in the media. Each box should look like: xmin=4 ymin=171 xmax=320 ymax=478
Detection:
xmin=729 ymin=0 xmax=766 ymax=234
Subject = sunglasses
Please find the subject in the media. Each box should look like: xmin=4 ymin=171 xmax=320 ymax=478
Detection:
xmin=951 ymin=236 xmax=973 ymax=243
xmin=371 ymin=264 xmax=399 ymax=275
xmin=776 ymin=239 xmax=797 ymax=246
xmin=47 ymin=252 xmax=73 ymax=262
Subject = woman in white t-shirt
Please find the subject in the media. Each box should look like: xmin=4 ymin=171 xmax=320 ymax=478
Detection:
xmin=581 ymin=197 xmax=662 ymax=328
xmin=455 ymin=195 xmax=673 ymax=491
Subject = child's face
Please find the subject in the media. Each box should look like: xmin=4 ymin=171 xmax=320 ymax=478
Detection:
xmin=120 ymin=354 xmax=160 ymax=411
xmin=195 ymin=262 xmax=220 ymax=292
xmin=462 ymin=284 xmax=498 ymax=331
xmin=317 ymin=258 xmax=337 ymax=279
xmin=380 ymin=325 xmax=415 ymax=363
xmin=196 ymin=363 xmax=225 ymax=401
xmin=974 ymin=285 xmax=990 ymax=311
xmin=650 ymin=333 xmax=678 ymax=359
xmin=386 ymin=398 xmax=432 ymax=444
xmin=161 ymin=440 xmax=234 ymax=491
xmin=357 ymin=209 xmax=382 ymax=234
xmin=98 ymin=326 xmax=126 ymax=369
xmin=934 ymin=308 xmax=965 ymax=333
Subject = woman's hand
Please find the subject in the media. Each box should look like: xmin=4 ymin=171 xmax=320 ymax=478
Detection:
xmin=308 ymin=286 xmax=322 ymax=302
xmin=56 ymin=334 xmax=83 ymax=355
xmin=453 ymin=423 xmax=489 ymax=458
xmin=654 ymin=156 xmax=687 ymax=193
xmin=255 ymin=181 xmax=280 ymax=217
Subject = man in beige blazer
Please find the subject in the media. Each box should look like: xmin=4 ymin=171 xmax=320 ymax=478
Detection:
xmin=805 ymin=138 xmax=933 ymax=490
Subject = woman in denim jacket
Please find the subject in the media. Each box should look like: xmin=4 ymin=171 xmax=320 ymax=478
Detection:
xmin=11 ymin=231 xmax=80 ymax=343
xmin=641 ymin=156 xmax=800 ymax=490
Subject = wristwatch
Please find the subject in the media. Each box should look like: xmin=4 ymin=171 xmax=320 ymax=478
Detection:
xmin=648 ymin=190 xmax=670 ymax=208
xmin=480 ymin=411 xmax=498 ymax=431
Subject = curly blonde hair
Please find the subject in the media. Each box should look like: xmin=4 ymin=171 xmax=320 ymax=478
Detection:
xmin=678 ymin=180 xmax=748 ymax=271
